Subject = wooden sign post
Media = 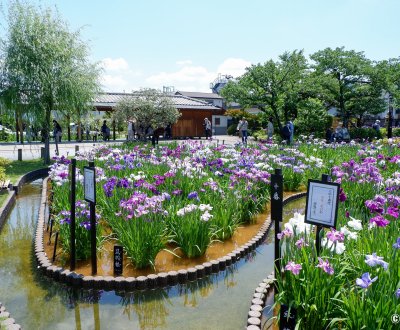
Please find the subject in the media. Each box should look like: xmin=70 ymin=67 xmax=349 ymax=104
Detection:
xmin=84 ymin=161 xmax=97 ymax=275
xmin=114 ymin=245 xmax=123 ymax=275
xmin=271 ymin=168 xmax=283 ymax=289
xmin=70 ymin=159 xmax=76 ymax=271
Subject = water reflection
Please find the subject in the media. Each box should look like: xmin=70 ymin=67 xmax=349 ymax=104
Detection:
xmin=0 ymin=180 xmax=304 ymax=330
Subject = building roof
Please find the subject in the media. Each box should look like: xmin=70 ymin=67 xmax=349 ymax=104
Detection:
xmin=93 ymin=92 xmax=221 ymax=111
xmin=175 ymin=91 xmax=223 ymax=100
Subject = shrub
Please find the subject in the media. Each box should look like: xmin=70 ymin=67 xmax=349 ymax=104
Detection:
xmin=349 ymin=127 xmax=381 ymax=141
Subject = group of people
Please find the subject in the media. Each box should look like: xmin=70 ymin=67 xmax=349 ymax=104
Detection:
xmin=126 ymin=120 xmax=172 ymax=145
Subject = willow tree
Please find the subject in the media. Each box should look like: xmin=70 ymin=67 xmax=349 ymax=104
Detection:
xmin=113 ymin=88 xmax=181 ymax=133
xmin=0 ymin=1 xmax=101 ymax=163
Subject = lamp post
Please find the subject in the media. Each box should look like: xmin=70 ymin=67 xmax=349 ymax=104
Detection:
xmin=388 ymin=94 xmax=393 ymax=139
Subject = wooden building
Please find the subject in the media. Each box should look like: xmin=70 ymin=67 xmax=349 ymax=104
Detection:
xmin=93 ymin=92 xmax=224 ymax=138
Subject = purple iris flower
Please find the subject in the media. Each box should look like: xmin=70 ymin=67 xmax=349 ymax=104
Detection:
xmin=80 ymin=221 xmax=91 ymax=230
xmin=339 ymin=188 xmax=347 ymax=202
xmin=369 ymin=215 xmax=390 ymax=227
xmin=387 ymin=207 xmax=399 ymax=218
xmin=395 ymin=288 xmax=400 ymax=299
xmin=285 ymin=261 xmax=302 ymax=275
xmin=356 ymin=272 xmax=377 ymax=289
xmin=393 ymin=238 xmax=400 ymax=249
xmin=117 ymin=178 xmax=130 ymax=188
xmin=188 ymin=191 xmax=199 ymax=200
xmin=326 ymin=228 xmax=345 ymax=242
xmin=172 ymin=189 xmax=182 ymax=196
xmin=316 ymin=257 xmax=334 ymax=275
xmin=365 ymin=253 xmax=389 ymax=270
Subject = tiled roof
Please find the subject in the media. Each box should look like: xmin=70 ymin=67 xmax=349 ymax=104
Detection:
xmin=93 ymin=93 xmax=220 ymax=110
xmin=175 ymin=91 xmax=222 ymax=99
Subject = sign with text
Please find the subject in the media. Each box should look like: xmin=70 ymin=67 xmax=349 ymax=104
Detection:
xmin=305 ymin=179 xmax=340 ymax=228
xmin=270 ymin=172 xmax=283 ymax=222
xmin=279 ymin=304 xmax=297 ymax=330
xmin=114 ymin=245 xmax=123 ymax=275
xmin=84 ymin=166 xmax=96 ymax=203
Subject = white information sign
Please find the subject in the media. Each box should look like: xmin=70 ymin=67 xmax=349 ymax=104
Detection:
xmin=84 ymin=167 xmax=96 ymax=203
xmin=305 ymin=180 xmax=340 ymax=228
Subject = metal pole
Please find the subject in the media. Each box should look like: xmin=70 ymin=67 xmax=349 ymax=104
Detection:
xmin=89 ymin=160 xmax=97 ymax=275
xmin=52 ymin=231 xmax=59 ymax=262
xmin=70 ymin=159 xmax=76 ymax=271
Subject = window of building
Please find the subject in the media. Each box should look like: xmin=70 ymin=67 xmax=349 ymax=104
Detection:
xmin=214 ymin=118 xmax=221 ymax=126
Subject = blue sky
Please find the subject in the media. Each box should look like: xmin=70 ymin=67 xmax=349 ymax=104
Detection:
xmin=1 ymin=0 xmax=399 ymax=92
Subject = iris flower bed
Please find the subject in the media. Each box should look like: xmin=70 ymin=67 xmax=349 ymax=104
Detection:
xmin=276 ymin=138 xmax=400 ymax=329
xmin=49 ymin=137 xmax=399 ymax=327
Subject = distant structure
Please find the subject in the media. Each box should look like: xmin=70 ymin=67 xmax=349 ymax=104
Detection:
xmin=209 ymin=73 xmax=233 ymax=94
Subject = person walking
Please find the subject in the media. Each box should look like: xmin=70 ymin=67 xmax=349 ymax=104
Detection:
xmin=53 ymin=120 xmax=62 ymax=155
xmin=281 ymin=121 xmax=292 ymax=145
xmin=237 ymin=117 xmax=249 ymax=144
xmin=266 ymin=117 xmax=274 ymax=140
xmin=127 ymin=120 xmax=135 ymax=141
xmin=288 ymin=119 xmax=294 ymax=144
xmin=101 ymin=120 xmax=110 ymax=141
xmin=204 ymin=118 xmax=212 ymax=140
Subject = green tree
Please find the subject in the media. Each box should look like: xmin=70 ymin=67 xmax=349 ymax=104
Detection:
xmin=295 ymin=98 xmax=331 ymax=138
xmin=113 ymin=89 xmax=181 ymax=132
xmin=310 ymin=47 xmax=385 ymax=127
xmin=0 ymin=1 xmax=101 ymax=163
xmin=221 ymin=50 xmax=308 ymax=132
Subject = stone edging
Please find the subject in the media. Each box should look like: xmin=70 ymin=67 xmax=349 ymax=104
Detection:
xmin=246 ymin=191 xmax=307 ymax=330
xmin=35 ymin=176 xmax=275 ymax=290
xmin=0 ymin=302 xmax=21 ymax=330
xmin=12 ymin=167 xmax=49 ymax=194
xmin=0 ymin=169 xmax=49 ymax=330
xmin=0 ymin=191 xmax=16 ymax=231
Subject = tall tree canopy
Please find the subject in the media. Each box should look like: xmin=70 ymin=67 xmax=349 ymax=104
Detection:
xmin=220 ymin=50 xmax=308 ymax=131
xmin=113 ymin=88 xmax=181 ymax=131
xmin=310 ymin=47 xmax=385 ymax=127
xmin=0 ymin=0 xmax=101 ymax=163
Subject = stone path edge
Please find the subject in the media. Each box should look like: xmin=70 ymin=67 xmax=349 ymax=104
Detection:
xmin=246 ymin=191 xmax=307 ymax=330
xmin=0 ymin=168 xmax=49 ymax=330
xmin=35 ymin=176 xmax=290 ymax=291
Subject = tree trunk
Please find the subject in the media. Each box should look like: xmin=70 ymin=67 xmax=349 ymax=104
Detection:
xmin=15 ymin=112 xmax=19 ymax=143
xmin=44 ymin=109 xmax=51 ymax=164
xmin=67 ymin=115 xmax=71 ymax=141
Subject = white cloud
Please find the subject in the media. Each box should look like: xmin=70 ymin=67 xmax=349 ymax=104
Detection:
xmin=217 ymin=58 xmax=251 ymax=79
xmin=99 ymin=57 xmax=252 ymax=92
xmin=176 ymin=59 xmax=193 ymax=66
xmin=101 ymin=57 xmax=129 ymax=71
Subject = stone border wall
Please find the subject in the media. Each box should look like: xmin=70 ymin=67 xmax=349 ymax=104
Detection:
xmin=0 ymin=191 xmax=16 ymax=230
xmin=35 ymin=177 xmax=277 ymax=290
xmin=0 ymin=169 xmax=48 ymax=330
xmin=11 ymin=167 xmax=48 ymax=194
xmin=246 ymin=191 xmax=307 ymax=330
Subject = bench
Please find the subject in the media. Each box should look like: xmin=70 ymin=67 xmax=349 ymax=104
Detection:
xmin=0 ymin=180 xmax=10 ymax=190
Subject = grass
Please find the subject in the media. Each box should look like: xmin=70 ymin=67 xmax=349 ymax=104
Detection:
xmin=0 ymin=191 xmax=9 ymax=208
xmin=4 ymin=159 xmax=48 ymax=184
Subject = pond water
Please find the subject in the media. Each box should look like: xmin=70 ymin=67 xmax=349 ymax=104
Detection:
xmin=0 ymin=180 xmax=306 ymax=330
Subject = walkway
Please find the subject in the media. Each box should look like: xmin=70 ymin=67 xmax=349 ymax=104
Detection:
xmin=0 ymin=135 xmax=242 ymax=161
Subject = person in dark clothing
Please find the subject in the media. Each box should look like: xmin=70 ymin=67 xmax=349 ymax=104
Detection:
xmin=101 ymin=120 xmax=110 ymax=141
xmin=165 ymin=124 xmax=172 ymax=139
xmin=281 ymin=122 xmax=291 ymax=145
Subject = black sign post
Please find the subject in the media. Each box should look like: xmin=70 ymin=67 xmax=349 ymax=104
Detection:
xmin=305 ymin=174 xmax=340 ymax=255
xmin=114 ymin=245 xmax=123 ymax=275
xmin=70 ymin=158 xmax=76 ymax=271
xmin=271 ymin=168 xmax=283 ymax=291
xmin=84 ymin=161 xmax=97 ymax=275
